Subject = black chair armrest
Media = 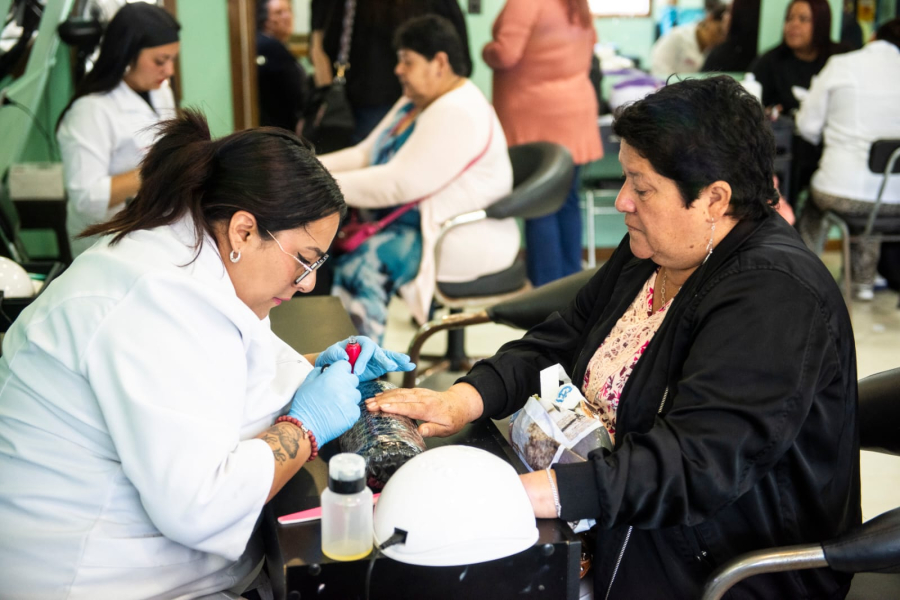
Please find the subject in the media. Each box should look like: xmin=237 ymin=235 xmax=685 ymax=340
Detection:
xmin=486 ymin=267 xmax=597 ymax=331
xmin=858 ymin=367 xmax=900 ymax=456
xmin=823 ymin=507 xmax=900 ymax=573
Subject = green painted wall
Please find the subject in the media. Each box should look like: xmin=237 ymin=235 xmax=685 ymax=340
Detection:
xmin=462 ymin=0 xmax=504 ymax=98
xmin=596 ymin=17 xmax=657 ymax=68
xmin=176 ymin=0 xmax=234 ymax=137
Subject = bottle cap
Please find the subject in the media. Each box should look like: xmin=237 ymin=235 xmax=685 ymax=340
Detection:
xmin=328 ymin=453 xmax=367 ymax=494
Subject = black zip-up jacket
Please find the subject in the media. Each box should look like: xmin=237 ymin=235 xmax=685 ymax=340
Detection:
xmin=460 ymin=213 xmax=861 ymax=599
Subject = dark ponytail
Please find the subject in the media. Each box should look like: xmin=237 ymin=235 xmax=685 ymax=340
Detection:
xmin=81 ymin=109 xmax=346 ymax=254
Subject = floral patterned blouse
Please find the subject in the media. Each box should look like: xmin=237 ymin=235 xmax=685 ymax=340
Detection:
xmin=582 ymin=269 xmax=671 ymax=442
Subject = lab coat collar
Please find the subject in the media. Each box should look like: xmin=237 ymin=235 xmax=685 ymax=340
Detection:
xmin=162 ymin=215 xmax=271 ymax=334
xmin=109 ymin=79 xmax=169 ymax=118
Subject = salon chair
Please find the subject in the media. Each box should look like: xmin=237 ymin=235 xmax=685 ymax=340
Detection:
xmin=701 ymin=366 xmax=900 ymax=600
xmin=403 ymin=266 xmax=596 ymax=388
xmin=408 ymin=142 xmax=573 ymax=387
xmin=815 ymin=140 xmax=900 ymax=306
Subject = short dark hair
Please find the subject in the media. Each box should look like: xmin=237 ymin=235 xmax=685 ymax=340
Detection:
xmin=394 ymin=15 xmax=468 ymax=77
xmin=875 ymin=18 xmax=900 ymax=49
xmin=613 ymin=76 xmax=778 ymax=221
xmin=82 ymin=110 xmax=346 ymax=254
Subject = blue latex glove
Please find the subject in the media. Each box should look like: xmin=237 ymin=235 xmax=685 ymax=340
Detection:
xmin=315 ymin=336 xmax=416 ymax=382
xmin=288 ymin=362 xmax=361 ymax=446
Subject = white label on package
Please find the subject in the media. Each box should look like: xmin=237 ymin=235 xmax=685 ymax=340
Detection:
xmin=540 ymin=364 xmax=570 ymax=407
xmin=540 ymin=364 xmax=585 ymax=411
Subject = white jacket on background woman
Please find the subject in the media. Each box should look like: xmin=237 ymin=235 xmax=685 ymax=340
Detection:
xmin=57 ymin=80 xmax=176 ymax=257
xmin=319 ymin=80 xmax=519 ymax=325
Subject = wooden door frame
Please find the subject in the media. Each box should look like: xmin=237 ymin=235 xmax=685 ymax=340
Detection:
xmin=227 ymin=0 xmax=259 ymax=130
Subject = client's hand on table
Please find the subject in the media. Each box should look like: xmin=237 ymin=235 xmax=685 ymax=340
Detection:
xmin=365 ymin=382 xmax=484 ymax=438
xmin=289 ymin=361 xmax=361 ymax=445
xmin=315 ymin=335 xmax=416 ymax=382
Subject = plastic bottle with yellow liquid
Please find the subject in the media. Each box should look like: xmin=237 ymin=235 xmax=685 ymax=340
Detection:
xmin=321 ymin=453 xmax=373 ymax=561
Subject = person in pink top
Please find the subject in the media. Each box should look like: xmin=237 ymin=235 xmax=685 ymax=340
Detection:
xmin=484 ymin=0 xmax=603 ymax=286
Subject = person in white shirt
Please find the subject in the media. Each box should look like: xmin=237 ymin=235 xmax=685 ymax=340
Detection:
xmin=0 ymin=110 xmax=412 ymax=598
xmin=796 ymin=18 xmax=900 ymax=300
xmin=318 ymin=15 xmax=519 ymax=343
xmin=650 ymin=4 xmax=729 ymax=78
xmin=56 ymin=3 xmax=180 ymax=258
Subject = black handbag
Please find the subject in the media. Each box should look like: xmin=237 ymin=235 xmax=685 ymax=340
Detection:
xmin=303 ymin=0 xmax=356 ymax=154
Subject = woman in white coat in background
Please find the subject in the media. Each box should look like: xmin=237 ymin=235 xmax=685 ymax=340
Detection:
xmin=0 ymin=111 xmax=412 ymax=599
xmin=56 ymin=2 xmax=179 ymax=258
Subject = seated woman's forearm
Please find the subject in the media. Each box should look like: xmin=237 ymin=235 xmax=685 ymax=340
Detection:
xmin=257 ymin=421 xmax=312 ymax=502
xmin=109 ymin=169 xmax=141 ymax=208
xmin=521 ymin=470 xmax=560 ymax=519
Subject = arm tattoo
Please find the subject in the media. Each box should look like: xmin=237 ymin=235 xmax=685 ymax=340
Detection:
xmin=262 ymin=422 xmax=305 ymax=464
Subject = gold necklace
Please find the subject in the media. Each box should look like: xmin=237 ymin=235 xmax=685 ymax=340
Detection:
xmin=660 ymin=268 xmax=682 ymax=305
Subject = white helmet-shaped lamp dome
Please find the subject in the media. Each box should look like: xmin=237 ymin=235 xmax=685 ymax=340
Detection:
xmin=373 ymin=445 xmax=539 ymax=566
xmin=0 ymin=257 xmax=34 ymax=299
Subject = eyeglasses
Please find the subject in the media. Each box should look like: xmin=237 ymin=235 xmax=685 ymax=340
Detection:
xmin=265 ymin=229 xmax=329 ymax=286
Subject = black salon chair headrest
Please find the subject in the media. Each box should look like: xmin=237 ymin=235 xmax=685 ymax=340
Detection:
xmin=58 ymin=17 xmax=104 ymax=49
xmin=485 ymin=142 xmax=574 ymax=221
xmin=486 ymin=267 xmax=598 ymax=331
xmin=858 ymin=367 xmax=900 ymax=456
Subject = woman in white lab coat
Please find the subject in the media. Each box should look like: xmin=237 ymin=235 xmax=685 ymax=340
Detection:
xmin=56 ymin=2 xmax=180 ymax=258
xmin=0 ymin=110 xmax=412 ymax=598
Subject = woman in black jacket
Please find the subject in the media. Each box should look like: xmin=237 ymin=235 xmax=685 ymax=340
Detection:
xmin=371 ymin=76 xmax=860 ymax=599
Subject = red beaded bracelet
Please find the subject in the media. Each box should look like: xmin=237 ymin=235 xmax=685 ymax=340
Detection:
xmin=275 ymin=416 xmax=319 ymax=462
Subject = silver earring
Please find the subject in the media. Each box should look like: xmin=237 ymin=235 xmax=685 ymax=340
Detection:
xmin=703 ymin=220 xmax=716 ymax=264
xmin=229 ymin=250 xmax=241 ymax=263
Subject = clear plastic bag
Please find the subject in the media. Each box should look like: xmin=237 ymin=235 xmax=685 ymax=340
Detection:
xmin=338 ymin=380 xmax=426 ymax=490
xmin=509 ymin=395 xmax=613 ymax=472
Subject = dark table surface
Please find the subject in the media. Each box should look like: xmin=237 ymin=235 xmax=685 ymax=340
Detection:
xmin=268 ymin=296 xmax=582 ymax=600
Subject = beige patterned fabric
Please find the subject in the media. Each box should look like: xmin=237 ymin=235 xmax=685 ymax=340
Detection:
xmin=582 ymin=270 xmax=671 ymax=442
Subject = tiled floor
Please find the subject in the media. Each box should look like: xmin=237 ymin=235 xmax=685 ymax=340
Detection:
xmin=382 ymin=264 xmax=900 ymax=522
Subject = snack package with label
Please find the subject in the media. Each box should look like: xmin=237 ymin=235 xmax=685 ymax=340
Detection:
xmin=509 ymin=364 xmax=613 ymax=472
xmin=338 ymin=380 xmax=426 ymax=490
